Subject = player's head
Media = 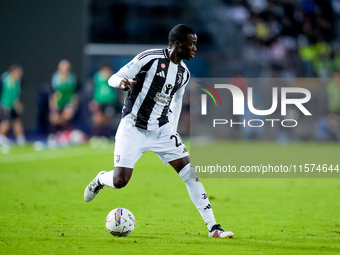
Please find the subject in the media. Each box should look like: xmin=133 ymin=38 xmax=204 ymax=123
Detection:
xmin=57 ymin=59 xmax=71 ymax=74
xmin=168 ymin=24 xmax=197 ymax=61
xmin=168 ymin=24 xmax=196 ymax=45
xmin=99 ymin=62 xmax=112 ymax=77
xmin=8 ymin=63 xmax=23 ymax=79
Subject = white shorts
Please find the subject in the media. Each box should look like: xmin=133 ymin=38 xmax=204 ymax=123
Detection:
xmin=114 ymin=117 xmax=189 ymax=168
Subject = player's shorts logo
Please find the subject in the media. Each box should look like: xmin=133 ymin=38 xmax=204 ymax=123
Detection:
xmin=115 ymin=155 xmax=121 ymax=163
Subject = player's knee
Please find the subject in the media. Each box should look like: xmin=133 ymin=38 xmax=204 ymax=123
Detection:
xmin=179 ymin=163 xmax=199 ymax=182
xmin=113 ymin=176 xmax=129 ymax=189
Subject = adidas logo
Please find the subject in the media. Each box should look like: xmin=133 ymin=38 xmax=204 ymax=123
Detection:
xmin=156 ymin=71 xmax=165 ymax=78
xmin=204 ymin=204 xmax=211 ymax=210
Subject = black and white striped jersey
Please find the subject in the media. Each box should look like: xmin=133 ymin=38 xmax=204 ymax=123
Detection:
xmin=108 ymin=48 xmax=190 ymax=130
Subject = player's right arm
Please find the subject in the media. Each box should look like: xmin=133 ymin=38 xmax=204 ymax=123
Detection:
xmin=108 ymin=56 xmax=142 ymax=91
xmin=108 ymin=49 xmax=157 ymax=91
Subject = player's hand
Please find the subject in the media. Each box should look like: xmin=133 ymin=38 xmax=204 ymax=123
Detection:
xmin=119 ymin=78 xmax=136 ymax=91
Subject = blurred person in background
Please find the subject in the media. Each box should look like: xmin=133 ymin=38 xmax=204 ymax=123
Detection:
xmin=316 ymin=112 xmax=340 ymax=141
xmin=327 ymin=72 xmax=340 ymax=113
xmin=49 ymin=59 xmax=78 ymax=134
xmin=88 ymin=63 xmax=119 ymax=146
xmin=0 ymin=64 xmax=26 ymax=151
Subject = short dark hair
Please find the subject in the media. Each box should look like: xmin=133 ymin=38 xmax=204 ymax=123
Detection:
xmin=99 ymin=61 xmax=112 ymax=70
xmin=168 ymin=24 xmax=196 ymax=45
xmin=8 ymin=63 xmax=22 ymax=73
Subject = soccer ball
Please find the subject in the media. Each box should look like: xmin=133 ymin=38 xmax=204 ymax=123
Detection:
xmin=105 ymin=208 xmax=136 ymax=237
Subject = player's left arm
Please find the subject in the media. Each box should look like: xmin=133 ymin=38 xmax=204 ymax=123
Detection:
xmin=169 ymin=86 xmax=186 ymax=131
xmin=14 ymin=100 xmax=24 ymax=114
xmin=70 ymin=94 xmax=78 ymax=109
xmin=14 ymin=82 xmax=24 ymax=113
xmin=170 ymin=67 xmax=190 ymax=130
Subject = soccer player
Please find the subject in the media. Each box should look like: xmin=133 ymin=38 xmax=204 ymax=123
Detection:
xmin=88 ymin=64 xmax=117 ymax=138
xmin=0 ymin=64 xmax=26 ymax=148
xmin=49 ymin=59 xmax=78 ymax=133
xmin=84 ymin=24 xmax=234 ymax=238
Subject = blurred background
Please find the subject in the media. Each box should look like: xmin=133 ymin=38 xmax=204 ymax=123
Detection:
xmin=0 ymin=0 xmax=340 ymax=146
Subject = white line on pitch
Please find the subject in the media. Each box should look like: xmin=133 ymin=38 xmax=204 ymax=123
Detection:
xmin=0 ymin=147 xmax=113 ymax=164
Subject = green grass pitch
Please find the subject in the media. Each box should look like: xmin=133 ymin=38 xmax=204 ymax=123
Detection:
xmin=0 ymin=142 xmax=339 ymax=255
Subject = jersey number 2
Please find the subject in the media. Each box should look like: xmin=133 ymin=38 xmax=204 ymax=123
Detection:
xmin=170 ymin=134 xmax=182 ymax=147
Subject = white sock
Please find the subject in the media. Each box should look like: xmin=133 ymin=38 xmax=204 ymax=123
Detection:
xmin=98 ymin=170 xmax=116 ymax=188
xmin=16 ymin=135 xmax=26 ymax=146
xmin=0 ymin=134 xmax=7 ymax=145
xmin=179 ymin=163 xmax=217 ymax=231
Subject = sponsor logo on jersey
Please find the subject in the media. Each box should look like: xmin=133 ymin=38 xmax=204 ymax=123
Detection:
xmin=154 ymin=92 xmax=171 ymax=105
